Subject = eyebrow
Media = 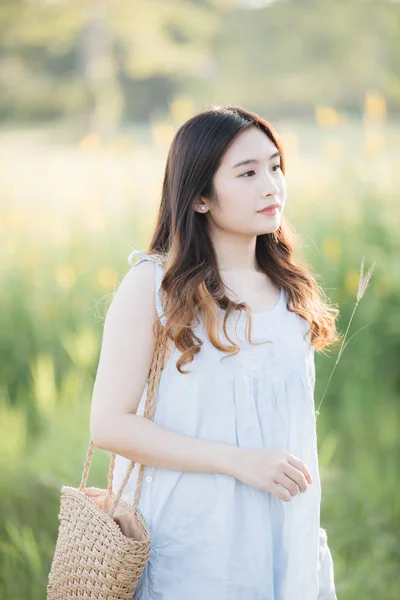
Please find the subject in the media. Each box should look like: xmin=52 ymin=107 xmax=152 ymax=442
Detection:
xmin=232 ymin=151 xmax=281 ymax=169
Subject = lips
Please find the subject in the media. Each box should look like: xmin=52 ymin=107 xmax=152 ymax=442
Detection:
xmin=257 ymin=203 xmax=280 ymax=212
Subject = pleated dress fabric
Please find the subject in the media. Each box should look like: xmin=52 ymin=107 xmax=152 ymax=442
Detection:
xmin=112 ymin=249 xmax=337 ymax=600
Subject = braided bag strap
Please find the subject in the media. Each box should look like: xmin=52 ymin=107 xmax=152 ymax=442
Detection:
xmin=79 ymin=252 xmax=170 ymax=516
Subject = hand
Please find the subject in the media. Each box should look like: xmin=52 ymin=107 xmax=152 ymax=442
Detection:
xmin=232 ymin=448 xmax=313 ymax=501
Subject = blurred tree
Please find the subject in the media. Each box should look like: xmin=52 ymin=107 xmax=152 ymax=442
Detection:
xmin=0 ymin=0 xmax=399 ymax=126
xmin=187 ymin=0 xmax=400 ymax=116
xmin=0 ymin=0 xmax=220 ymax=131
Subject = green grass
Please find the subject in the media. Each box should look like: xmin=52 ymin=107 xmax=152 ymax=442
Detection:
xmin=0 ymin=120 xmax=399 ymax=599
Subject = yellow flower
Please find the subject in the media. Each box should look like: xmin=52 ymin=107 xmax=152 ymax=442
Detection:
xmin=363 ymin=125 xmax=384 ymax=157
xmin=0 ymin=402 xmax=26 ymax=466
xmin=170 ymin=96 xmax=196 ymax=125
xmin=108 ymin=135 xmax=134 ymax=155
xmin=55 ymin=266 xmax=76 ymax=289
xmin=315 ymin=106 xmax=341 ymax=127
xmin=31 ymin=354 xmax=57 ymax=416
xmin=79 ymin=134 xmax=102 ymax=151
xmin=364 ymin=90 xmax=387 ymax=120
xmin=345 ymin=269 xmax=360 ymax=295
xmin=97 ymin=267 xmax=117 ymax=291
xmin=322 ymin=237 xmax=342 ymax=262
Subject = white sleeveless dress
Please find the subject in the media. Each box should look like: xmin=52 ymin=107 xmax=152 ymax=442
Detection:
xmin=112 ymin=249 xmax=337 ymax=600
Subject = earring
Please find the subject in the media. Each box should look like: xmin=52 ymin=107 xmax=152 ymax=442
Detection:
xmin=200 ymin=206 xmax=206 ymax=211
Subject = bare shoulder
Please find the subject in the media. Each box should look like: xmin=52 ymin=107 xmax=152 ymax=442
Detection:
xmin=90 ymin=260 xmax=159 ymax=438
xmin=104 ymin=260 xmax=158 ymax=330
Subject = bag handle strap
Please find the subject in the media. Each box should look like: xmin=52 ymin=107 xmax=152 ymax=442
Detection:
xmin=79 ymin=252 xmax=169 ymax=517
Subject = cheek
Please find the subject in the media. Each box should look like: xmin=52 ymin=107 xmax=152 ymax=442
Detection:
xmin=215 ymin=179 xmax=248 ymax=212
xmin=211 ymin=193 xmax=252 ymax=231
xmin=220 ymin=186 xmax=253 ymax=221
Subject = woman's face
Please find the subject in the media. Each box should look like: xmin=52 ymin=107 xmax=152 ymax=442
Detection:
xmin=199 ymin=126 xmax=286 ymax=236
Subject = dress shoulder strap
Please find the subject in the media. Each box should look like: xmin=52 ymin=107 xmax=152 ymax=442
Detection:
xmin=127 ymin=248 xmax=168 ymax=327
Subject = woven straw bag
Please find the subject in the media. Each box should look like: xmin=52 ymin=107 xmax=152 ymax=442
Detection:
xmin=47 ymin=253 xmax=169 ymax=599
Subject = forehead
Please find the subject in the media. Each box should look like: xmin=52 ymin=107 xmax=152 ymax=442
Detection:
xmin=220 ymin=127 xmax=278 ymax=167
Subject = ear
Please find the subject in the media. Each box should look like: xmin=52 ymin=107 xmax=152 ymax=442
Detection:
xmin=194 ymin=202 xmax=208 ymax=214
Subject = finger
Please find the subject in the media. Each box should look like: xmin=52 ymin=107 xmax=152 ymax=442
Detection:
xmin=284 ymin=464 xmax=308 ymax=493
xmin=287 ymin=455 xmax=312 ymax=484
xmin=275 ymin=474 xmax=300 ymax=498
xmin=273 ymin=482 xmax=293 ymax=503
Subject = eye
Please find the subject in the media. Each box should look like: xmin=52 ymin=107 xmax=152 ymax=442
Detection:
xmin=272 ymin=163 xmax=281 ymax=172
xmin=240 ymin=170 xmax=256 ymax=178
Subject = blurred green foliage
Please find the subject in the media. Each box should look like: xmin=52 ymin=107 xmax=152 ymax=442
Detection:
xmin=0 ymin=115 xmax=399 ymax=598
xmin=0 ymin=1 xmax=399 ymax=595
xmin=1 ymin=0 xmax=400 ymax=130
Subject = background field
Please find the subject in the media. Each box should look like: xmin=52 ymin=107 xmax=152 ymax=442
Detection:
xmin=1 ymin=1 xmax=399 ymax=598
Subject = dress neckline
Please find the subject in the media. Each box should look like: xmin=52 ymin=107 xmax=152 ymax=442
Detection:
xmin=221 ymin=287 xmax=285 ymax=319
xmin=246 ymin=286 xmax=285 ymax=317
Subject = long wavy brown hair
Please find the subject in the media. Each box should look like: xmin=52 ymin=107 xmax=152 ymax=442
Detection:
xmin=142 ymin=105 xmax=341 ymax=374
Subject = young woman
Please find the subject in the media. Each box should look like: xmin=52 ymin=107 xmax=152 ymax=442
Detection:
xmin=90 ymin=105 xmax=339 ymax=599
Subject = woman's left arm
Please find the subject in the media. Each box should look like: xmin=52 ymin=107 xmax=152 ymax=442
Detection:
xmin=318 ymin=527 xmax=337 ymax=599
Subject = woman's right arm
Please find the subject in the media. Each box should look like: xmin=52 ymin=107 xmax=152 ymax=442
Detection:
xmin=89 ymin=261 xmax=312 ymax=502
xmin=89 ymin=260 xmax=240 ymax=477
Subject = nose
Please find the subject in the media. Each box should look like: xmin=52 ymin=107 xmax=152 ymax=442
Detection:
xmin=261 ymin=170 xmax=279 ymax=197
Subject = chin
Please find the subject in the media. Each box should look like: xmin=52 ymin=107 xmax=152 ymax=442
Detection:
xmin=260 ymin=223 xmax=280 ymax=234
